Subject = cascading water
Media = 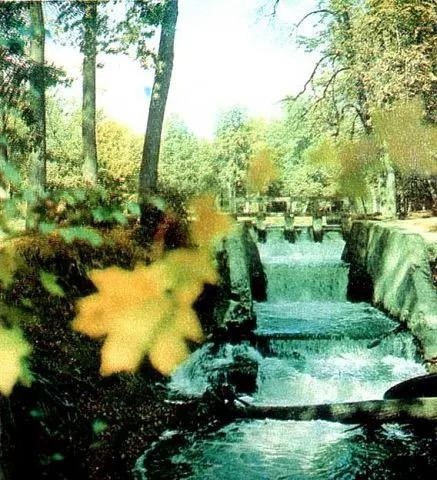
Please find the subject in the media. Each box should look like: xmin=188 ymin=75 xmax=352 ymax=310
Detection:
xmin=253 ymin=230 xmax=424 ymax=407
xmin=138 ymin=229 xmax=436 ymax=479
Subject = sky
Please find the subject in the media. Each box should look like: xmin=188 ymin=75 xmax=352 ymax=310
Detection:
xmin=46 ymin=0 xmax=319 ymax=138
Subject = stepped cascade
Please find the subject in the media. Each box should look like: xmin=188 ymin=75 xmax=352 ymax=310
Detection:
xmin=138 ymin=230 xmax=435 ymax=479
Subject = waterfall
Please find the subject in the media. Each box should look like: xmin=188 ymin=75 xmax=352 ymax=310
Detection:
xmin=169 ymin=343 xmax=262 ymax=397
xmin=137 ymin=228 xmax=431 ymax=480
xmin=253 ymin=230 xmax=424 ymax=406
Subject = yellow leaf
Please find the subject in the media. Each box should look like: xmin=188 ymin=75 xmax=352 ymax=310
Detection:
xmin=149 ymin=332 xmax=190 ymax=376
xmin=189 ymin=194 xmax=234 ymax=247
xmin=73 ymin=196 xmax=231 ymax=376
xmin=164 ymin=248 xmax=219 ymax=286
xmin=247 ymin=147 xmax=278 ymax=194
xmin=73 ymin=252 xmax=210 ymax=376
xmin=0 ymin=326 xmax=32 ymax=396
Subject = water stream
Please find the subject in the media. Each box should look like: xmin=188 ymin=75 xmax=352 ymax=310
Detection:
xmin=138 ymin=230 xmax=437 ymax=479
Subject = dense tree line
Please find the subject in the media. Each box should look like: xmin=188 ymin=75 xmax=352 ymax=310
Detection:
xmin=0 ymin=0 xmax=178 ymax=228
xmin=1 ymin=0 xmax=435 ymax=226
xmin=284 ymin=0 xmax=437 ymax=215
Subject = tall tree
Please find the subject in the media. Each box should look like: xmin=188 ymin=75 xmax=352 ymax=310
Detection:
xmin=213 ymin=107 xmax=254 ymax=210
xmin=0 ymin=3 xmax=28 ymax=176
xmin=288 ymin=0 xmax=437 ymax=215
xmin=82 ymin=0 xmax=98 ymax=185
xmin=158 ymin=116 xmax=216 ymax=198
xmin=138 ymin=0 xmax=178 ymax=206
xmin=28 ymin=1 xmax=46 ymax=195
xmin=55 ymin=0 xmax=114 ymax=187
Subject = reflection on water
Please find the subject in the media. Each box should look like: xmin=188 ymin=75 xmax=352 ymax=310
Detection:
xmin=170 ymin=420 xmax=436 ymax=480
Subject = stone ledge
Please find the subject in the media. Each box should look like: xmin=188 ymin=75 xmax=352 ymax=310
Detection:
xmin=343 ymin=220 xmax=437 ymax=368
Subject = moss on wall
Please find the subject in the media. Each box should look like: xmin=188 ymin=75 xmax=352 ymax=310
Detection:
xmin=343 ymin=221 xmax=437 ymax=370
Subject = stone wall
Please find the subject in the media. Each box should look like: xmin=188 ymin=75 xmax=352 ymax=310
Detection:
xmin=200 ymin=223 xmax=266 ymax=338
xmin=343 ymin=221 xmax=437 ymax=370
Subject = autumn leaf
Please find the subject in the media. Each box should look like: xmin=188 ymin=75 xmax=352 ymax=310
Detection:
xmin=0 ymin=326 xmax=32 ymax=396
xmin=73 ymin=197 xmax=231 ymax=376
xmin=72 ymin=255 xmax=209 ymax=376
xmin=189 ymin=194 xmax=234 ymax=247
xmin=246 ymin=147 xmax=278 ymax=194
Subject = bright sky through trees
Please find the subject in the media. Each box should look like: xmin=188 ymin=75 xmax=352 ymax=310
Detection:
xmin=46 ymin=0 xmax=319 ymax=138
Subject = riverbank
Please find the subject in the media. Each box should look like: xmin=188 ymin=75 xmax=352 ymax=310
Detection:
xmin=0 ymin=223 xmax=262 ymax=479
xmin=343 ymin=218 xmax=437 ymax=371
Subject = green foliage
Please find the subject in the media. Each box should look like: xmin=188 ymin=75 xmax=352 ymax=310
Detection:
xmin=304 ymin=98 xmax=437 ymax=204
xmin=289 ymin=0 xmax=437 ymax=211
xmin=213 ymin=107 xmax=256 ymax=198
xmin=353 ymin=0 xmax=437 ymax=118
xmin=54 ymin=0 xmax=119 ymax=56
xmin=58 ymin=227 xmax=104 ymax=247
xmin=46 ymin=98 xmax=141 ymax=194
xmin=46 ymin=95 xmax=82 ymax=188
xmin=294 ymin=0 xmax=437 ymax=135
xmin=97 ymin=118 xmax=142 ymax=194
xmin=372 ymin=98 xmax=437 ymax=175
xmin=305 ymin=134 xmax=381 ymax=199
xmin=116 ymin=0 xmax=164 ymax=67
xmin=39 ymin=270 xmax=65 ymax=297
xmin=35 ymin=186 xmax=137 ymax=229
xmin=264 ymin=100 xmax=338 ymax=198
xmin=92 ymin=418 xmax=108 ymax=435
xmin=158 ymin=116 xmax=217 ymax=198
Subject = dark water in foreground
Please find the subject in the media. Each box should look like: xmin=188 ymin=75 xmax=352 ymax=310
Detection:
xmin=136 ymin=231 xmax=436 ymax=479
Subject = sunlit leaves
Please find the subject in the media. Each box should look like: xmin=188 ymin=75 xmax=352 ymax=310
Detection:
xmin=159 ymin=117 xmax=217 ymax=198
xmin=304 ymin=98 xmax=437 ymax=201
xmin=0 ymin=325 xmax=31 ymax=396
xmin=73 ymin=196 xmax=233 ymax=376
xmin=0 ymin=159 xmax=21 ymax=187
xmin=246 ymin=147 xmax=278 ymax=194
xmin=305 ymin=137 xmax=338 ymax=169
xmin=372 ymin=98 xmax=437 ymax=175
xmin=189 ymin=194 xmax=234 ymax=248
xmin=39 ymin=270 xmax=65 ymax=297
xmin=96 ymin=119 xmax=142 ymax=191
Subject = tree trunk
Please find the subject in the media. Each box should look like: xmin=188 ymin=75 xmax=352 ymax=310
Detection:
xmin=231 ymin=397 xmax=437 ymax=424
xmin=427 ymin=177 xmax=437 ymax=213
xmin=82 ymin=0 xmax=98 ymax=186
xmin=0 ymin=113 xmax=10 ymax=199
xmin=138 ymin=0 xmax=178 ymax=208
xmin=28 ymin=1 xmax=46 ymax=195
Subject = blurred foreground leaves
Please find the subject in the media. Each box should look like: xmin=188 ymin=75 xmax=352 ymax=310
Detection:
xmin=0 ymin=325 xmax=31 ymax=395
xmin=73 ymin=194 xmax=233 ymax=376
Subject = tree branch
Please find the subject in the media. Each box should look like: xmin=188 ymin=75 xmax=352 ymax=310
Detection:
xmin=295 ymin=9 xmax=336 ymax=29
xmin=341 ymin=101 xmax=370 ymax=134
xmin=321 ymin=67 xmax=348 ymax=98
xmin=271 ymin=0 xmax=280 ymax=17
xmin=231 ymin=397 xmax=437 ymax=424
xmin=291 ymin=53 xmax=337 ymax=101
xmin=297 ymin=67 xmax=349 ymax=120
xmin=350 ymin=112 xmax=360 ymax=139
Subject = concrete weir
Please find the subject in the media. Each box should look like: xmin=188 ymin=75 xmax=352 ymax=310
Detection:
xmin=343 ymin=220 xmax=437 ymax=370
